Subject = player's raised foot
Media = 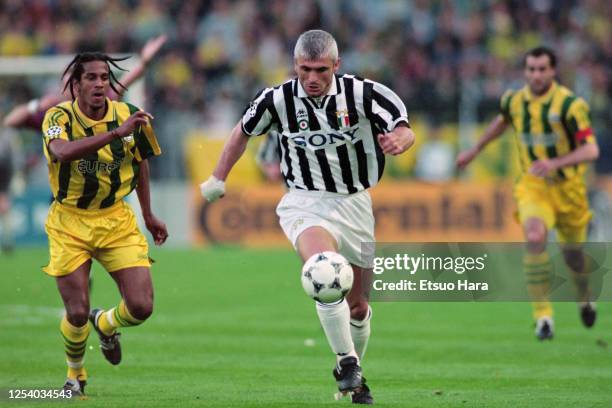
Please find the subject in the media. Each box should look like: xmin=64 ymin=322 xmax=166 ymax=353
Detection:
xmin=351 ymin=377 xmax=374 ymax=405
xmin=333 ymin=356 xmax=363 ymax=394
xmin=535 ymin=317 xmax=554 ymax=341
xmin=62 ymin=377 xmax=86 ymax=397
xmin=89 ymin=308 xmax=122 ymax=365
xmin=580 ymin=302 xmax=597 ymax=328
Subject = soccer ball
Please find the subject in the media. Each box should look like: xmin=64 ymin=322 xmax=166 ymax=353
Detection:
xmin=301 ymin=252 xmax=353 ymax=303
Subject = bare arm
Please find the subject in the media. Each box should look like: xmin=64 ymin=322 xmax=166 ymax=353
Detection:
xmin=377 ymin=122 xmax=415 ymax=155
xmin=212 ymin=121 xmax=250 ymax=181
xmin=456 ymin=114 xmax=509 ymax=170
xmin=3 ymin=103 xmax=34 ymax=128
xmin=136 ymin=159 xmax=168 ymax=245
xmin=4 ymin=95 xmax=66 ymax=128
xmin=49 ymin=131 xmax=119 ymax=162
xmin=530 ymin=143 xmax=599 ymax=177
xmin=136 ymin=159 xmax=153 ymax=217
xmin=200 ymin=121 xmax=250 ymax=202
xmin=48 ymin=110 xmax=152 ymax=162
xmin=552 ymin=143 xmax=599 ymax=168
xmin=114 ymin=35 xmax=167 ymax=98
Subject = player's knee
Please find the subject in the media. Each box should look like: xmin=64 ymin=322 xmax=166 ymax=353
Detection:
xmin=126 ymin=298 xmax=153 ymax=321
xmin=350 ymin=301 xmax=369 ymax=321
xmin=66 ymin=306 xmax=89 ymax=327
xmin=525 ymin=220 xmax=547 ymax=247
xmin=563 ymin=250 xmax=584 ymax=272
xmin=526 ymin=229 xmax=546 ymax=247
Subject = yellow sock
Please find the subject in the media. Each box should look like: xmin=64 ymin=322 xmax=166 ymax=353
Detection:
xmin=98 ymin=300 xmax=144 ymax=336
xmin=67 ymin=367 xmax=88 ymax=382
xmin=60 ymin=316 xmax=89 ymax=381
xmin=523 ymin=251 xmax=553 ymax=320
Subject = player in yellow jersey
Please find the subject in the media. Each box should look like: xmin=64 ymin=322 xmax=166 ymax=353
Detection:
xmin=456 ymin=46 xmax=599 ymax=340
xmin=41 ymin=52 xmax=168 ymax=395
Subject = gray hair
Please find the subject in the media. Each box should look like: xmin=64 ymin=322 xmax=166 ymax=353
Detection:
xmin=293 ymin=30 xmax=338 ymax=62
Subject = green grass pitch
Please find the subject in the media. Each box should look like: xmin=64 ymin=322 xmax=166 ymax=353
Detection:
xmin=1 ymin=247 xmax=611 ymax=407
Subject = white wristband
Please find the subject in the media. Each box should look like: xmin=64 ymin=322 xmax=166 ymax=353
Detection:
xmin=26 ymin=99 xmax=40 ymax=114
xmin=200 ymin=176 xmax=226 ymax=202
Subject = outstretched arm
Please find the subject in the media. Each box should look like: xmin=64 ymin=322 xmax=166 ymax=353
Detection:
xmin=456 ymin=114 xmax=509 ymax=170
xmin=136 ymin=159 xmax=168 ymax=245
xmin=200 ymin=121 xmax=250 ymax=202
xmin=3 ymin=102 xmax=34 ymax=128
xmin=4 ymin=94 xmax=64 ymax=128
xmin=213 ymin=122 xmax=250 ymax=181
xmin=113 ymin=34 xmax=167 ymax=99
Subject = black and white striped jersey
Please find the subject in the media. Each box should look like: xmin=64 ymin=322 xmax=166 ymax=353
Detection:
xmin=241 ymin=74 xmax=409 ymax=194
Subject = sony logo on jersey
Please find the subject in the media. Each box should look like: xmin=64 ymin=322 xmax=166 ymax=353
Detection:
xmin=77 ymin=158 xmax=122 ymax=175
xmin=292 ymin=128 xmax=359 ymax=147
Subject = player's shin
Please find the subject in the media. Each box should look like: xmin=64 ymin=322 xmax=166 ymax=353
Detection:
xmin=316 ymin=298 xmax=358 ymax=362
xmin=350 ymin=305 xmax=372 ymax=360
xmin=60 ymin=315 xmax=89 ymax=381
xmin=563 ymin=246 xmax=591 ymax=303
xmin=523 ymin=251 xmax=553 ymax=319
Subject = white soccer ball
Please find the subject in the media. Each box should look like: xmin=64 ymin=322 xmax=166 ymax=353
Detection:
xmin=301 ymin=252 xmax=354 ymax=303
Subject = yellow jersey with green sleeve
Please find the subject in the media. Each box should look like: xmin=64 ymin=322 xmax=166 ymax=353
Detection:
xmin=42 ymin=98 xmax=161 ymax=209
xmin=500 ymin=81 xmax=596 ymax=180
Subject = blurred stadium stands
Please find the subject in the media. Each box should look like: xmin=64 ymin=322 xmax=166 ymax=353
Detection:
xmin=0 ymin=0 xmax=610 ymax=246
xmin=0 ymin=0 xmax=609 ymax=180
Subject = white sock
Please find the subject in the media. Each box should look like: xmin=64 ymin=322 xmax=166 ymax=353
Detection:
xmin=316 ymin=298 xmax=357 ymax=361
xmin=350 ymin=305 xmax=372 ymax=360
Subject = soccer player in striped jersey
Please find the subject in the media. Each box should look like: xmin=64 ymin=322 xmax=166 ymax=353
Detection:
xmin=201 ymin=30 xmax=415 ymax=404
xmin=456 ymin=46 xmax=599 ymax=340
xmin=5 ymin=36 xmax=167 ymax=295
xmin=41 ymin=52 xmax=168 ymax=395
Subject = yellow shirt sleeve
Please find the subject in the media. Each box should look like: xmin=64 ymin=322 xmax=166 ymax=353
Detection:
xmin=499 ymin=89 xmax=514 ymax=122
xmin=41 ymin=107 xmax=70 ymax=161
xmin=133 ymin=121 xmax=162 ymax=162
xmin=566 ymin=97 xmax=596 ymax=145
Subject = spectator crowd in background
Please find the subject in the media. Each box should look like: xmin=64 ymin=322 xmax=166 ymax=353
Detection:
xmin=0 ymin=0 xmax=610 ymax=179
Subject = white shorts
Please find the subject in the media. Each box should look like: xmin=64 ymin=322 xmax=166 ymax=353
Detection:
xmin=276 ymin=189 xmax=375 ymax=267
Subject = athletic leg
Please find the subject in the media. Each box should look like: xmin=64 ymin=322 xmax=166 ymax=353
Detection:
xmin=523 ymin=217 xmax=554 ymax=339
xmin=297 ymin=227 xmax=356 ymax=361
xmin=56 ymin=260 xmax=92 ymax=392
xmin=89 ymin=266 xmax=153 ymax=365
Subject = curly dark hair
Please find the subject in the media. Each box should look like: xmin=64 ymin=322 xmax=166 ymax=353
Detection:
xmin=62 ymin=52 xmax=129 ymax=99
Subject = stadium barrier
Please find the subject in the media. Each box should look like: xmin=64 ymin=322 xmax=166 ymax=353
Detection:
xmin=191 ymin=181 xmax=525 ymax=246
xmin=10 ymin=180 xmax=611 ymax=247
